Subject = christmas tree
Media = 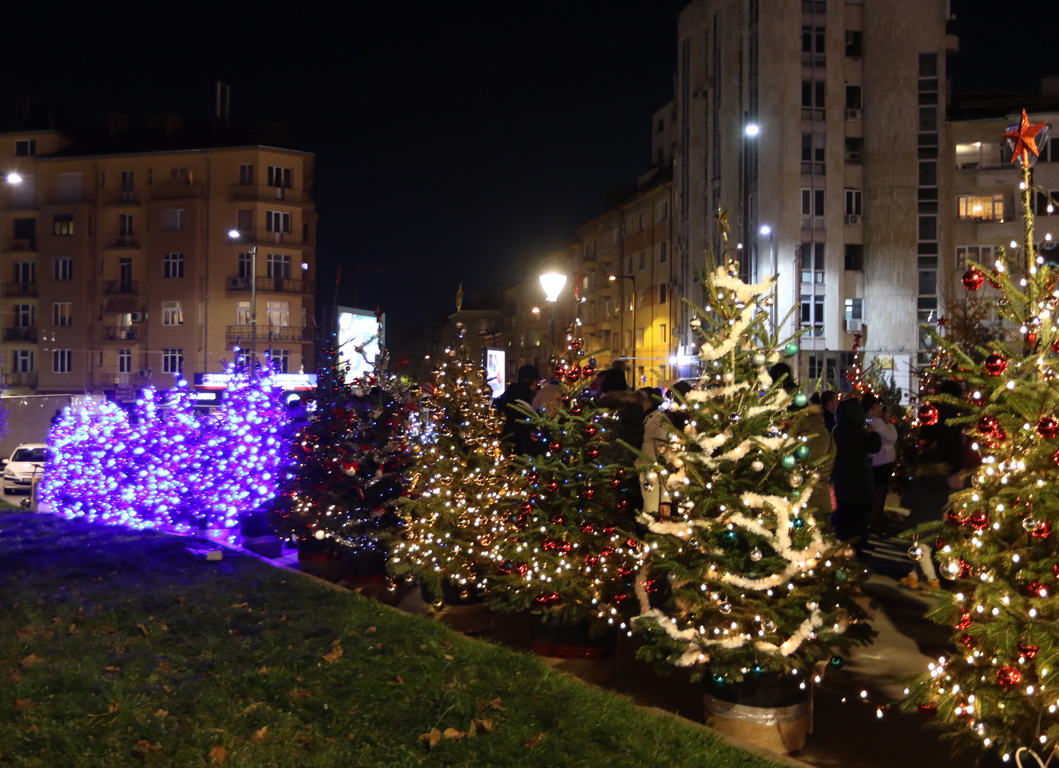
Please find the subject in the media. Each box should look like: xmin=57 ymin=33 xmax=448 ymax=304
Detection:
xmin=901 ymin=110 xmax=1059 ymax=760
xmin=631 ymin=259 xmax=873 ymax=684
xmin=273 ymin=339 xmax=413 ymax=569
xmin=388 ymin=323 xmax=526 ymax=603
xmin=487 ymin=321 xmax=645 ymax=631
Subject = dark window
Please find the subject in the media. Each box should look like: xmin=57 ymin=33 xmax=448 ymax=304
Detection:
xmin=845 ymin=138 xmax=864 ymax=164
xmin=844 ymin=244 xmax=864 ymax=271
xmin=13 ymin=218 xmax=35 ymax=247
xmin=659 ymin=284 xmax=668 ymax=304
xmin=845 ymin=30 xmax=863 ymax=57
xmin=15 ymin=139 xmax=35 ymax=157
xmin=919 ymin=53 xmax=937 ymax=78
xmin=846 ymin=85 xmax=862 ymax=110
xmin=919 ymin=161 xmax=937 ymax=186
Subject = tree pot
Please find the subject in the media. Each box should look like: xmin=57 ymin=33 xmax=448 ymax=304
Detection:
xmin=420 ymin=580 xmax=490 ymax=634
xmin=703 ymin=673 xmax=812 ymax=755
xmin=296 ymin=537 xmax=346 ymax=581
xmin=530 ymin=615 xmax=615 ymax=683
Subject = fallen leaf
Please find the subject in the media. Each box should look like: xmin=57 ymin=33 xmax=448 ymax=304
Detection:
xmin=476 ymin=718 xmax=495 ymax=732
xmin=16 ymin=627 xmax=34 ymax=639
xmin=253 ymin=726 xmax=268 ymax=741
xmin=137 ymin=623 xmax=149 ymax=635
xmin=443 ymin=640 xmax=451 ymax=646
xmin=526 ymin=733 xmax=543 ymax=750
xmin=162 ymin=685 xmax=172 ymax=694
xmin=280 ymin=614 xmax=287 ymax=622
xmin=108 ymin=700 xmax=121 ymax=714
xmin=115 ymin=645 xmax=126 ymax=654
xmin=51 ymin=616 xmax=61 ymax=624
xmin=161 ymin=624 xmax=168 ymax=631
xmin=322 ymin=640 xmax=343 ymax=663
xmin=104 ymin=666 xmax=120 ymax=672
xmin=367 ymin=626 xmax=377 ymax=633
xmin=176 ymin=596 xmax=188 ymax=604
xmin=468 ymin=721 xmax=478 ymax=738
xmin=28 ymin=724 xmax=38 ymax=732
xmin=420 ymin=644 xmax=428 ymax=650
xmin=231 ymin=602 xmax=248 ymax=608
xmin=155 ymin=709 xmax=168 ymax=717
xmin=489 ymin=697 xmax=506 ymax=711
xmin=257 ymin=666 xmax=269 ymax=674
xmin=396 ymin=675 xmax=404 ymax=685
xmin=207 ymin=745 xmax=228 ymax=764
xmin=136 ymin=740 xmax=162 ymax=755
xmin=442 ymin=727 xmax=465 ymax=740
xmin=290 ymin=688 xmax=314 ymax=698
xmin=68 ymin=624 xmax=77 ymax=635
xmin=21 ymin=654 xmax=43 ymax=666
xmin=444 ymin=654 xmax=454 ymax=661
xmin=419 ymin=728 xmax=441 ymax=749
xmin=9 ymin=671 xmax=20 ymax=682
xmin=15 ymin=699 xmax=35 ymax=711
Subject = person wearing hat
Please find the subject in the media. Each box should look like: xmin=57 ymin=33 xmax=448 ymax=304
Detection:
xmin=494 ymin=364 xmax=541 ymax=454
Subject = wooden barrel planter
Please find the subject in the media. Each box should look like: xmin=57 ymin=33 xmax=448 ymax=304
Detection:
xmin=420 ymin=581 xmax=491 ymax=634
xmin=530 ymin=616 xmax=615 ymax=683
xmin=703 ymin=673 xmax=811 ymax=755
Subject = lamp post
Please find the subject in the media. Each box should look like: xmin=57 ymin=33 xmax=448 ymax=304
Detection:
xmin=760 ymin=224 xmax=776 ymax=334
xmin=609 ymin=273 xmax=637 ymax=379
xmin=742 ymin=119 xmax=760 ymax=281
xmin=539 ymin=272 xmax=567 ymax=353
xmin=228 ymin=229 xmax=257 ymax=367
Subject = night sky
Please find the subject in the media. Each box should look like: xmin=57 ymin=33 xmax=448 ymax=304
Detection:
xmin=3 ymin=0 xmax=1056 ymax=347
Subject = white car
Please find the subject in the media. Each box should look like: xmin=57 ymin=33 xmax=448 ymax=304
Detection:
xmin=3 ymin=444 xmax=49 ymax=494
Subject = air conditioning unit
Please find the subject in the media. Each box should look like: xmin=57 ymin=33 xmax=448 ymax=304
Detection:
xmin=138 ymin=369 xmax=151 ymax=378
xmin=230 ymin=276 xmax=251 ymax=289
xmin=845 ymin=318 xmax=863 ymax=333
xmin=845 ymin=108 xmax=862 ymax=120
xmin=845 ymin=214 xmax=861 ymax=225
xmin=130 ymin=311 xmax=145 ymax=322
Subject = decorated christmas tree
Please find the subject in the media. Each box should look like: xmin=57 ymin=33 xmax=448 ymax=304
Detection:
xmin=631 ymin=259 xmax=873 ymax=685
xmin=487 ymin=320 xmax=645 ymax=631
xmin=388 ymin=322 xmax=526 ymax=603
xmin=273 ymin=339 xmax=413 ymax=570
xmin=901 ymin=110 xmax=1059 ymax=760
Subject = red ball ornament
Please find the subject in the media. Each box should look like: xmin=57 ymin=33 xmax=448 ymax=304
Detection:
xmin=565 ymin=366 xmax=581 ymax=383
xmin=1032 ymin=521 xmax=1052 ymax=539
xmin=570 ymin=404 xmax=583 ymax=415
xmin=548 ymin=441 xmax=561 ymax=452
xmin=978 ymin=415 xmax=999 ymax=434
xmin=1053 ymin=336 xmax=1059 ymax=356
xmin=616 ymin=498 xmax=630 ymax=511
xmin=996 ymin=666 xmax=1021 ymax=689
xmin=586 ymin=446 xmax=601 ymax=460
xmin=553 ymin=365 xmax=565 ymax=380
xmin=520 ymin=500 xmax=534 ymax=514
xmin=988 ymin=270 xmax=1002 ymax=289
xmin=1019 ymin=641 xmax=1040 ymax=659
xmin=541 ymin=538 xmax=557 ymax=551
xmin=961 ymin=267 xmax=986 ymax=291
xmin=610 ymin=475 xmax=623 ymax=488
xmin=1038 ymin=417 xmax=1059 ymax=439
xmin=917 ymin=403 xmax=939 ymax=426
xmin=988 ymin=428 xmax=1008 ymax=446
xmin=1027 ymin=331 xmax=1038 ymax=347
xmin=584 ymin=555 xmax=599 ymax=567
xmin=581 ymin=523 xmax=595 ymax=534
xmin=545 ymin=480 xmax=559 ymax=493
xmin=527 ymin=471 xmax=539 ymax=484
xmin=583 ymin=425 xmax=598 ymax=438
xmin=535 ymin=592 xmax=561 ymax=605
xmin=551 ymin=513 xmax=565 ymax=526
xmin=969 ymin=390 xmax=985 ymax=407
xmin=581 ymin=366 xmax=595 ymax=380
xmin=959 ymin=634 xmax=978 ymax=649
xmin=583 ymin=487 xmax=595 ymax=500
xmin=946 ymin=510 xmax=966 ymax=526
xmin=955 ymin=609 xmax=973 ymax=630
xmin=558 ymin=542 xmax=573 ymax=554
xmin=917 ymin=704 xmax=938 ymax=718
xmin=968 ymin=511 xmax=989 ymax=530
xmin=1028 ymin=579 xmax=1048 ymax=598
xmin=984 ymin=354 xmax=1008 ymax=376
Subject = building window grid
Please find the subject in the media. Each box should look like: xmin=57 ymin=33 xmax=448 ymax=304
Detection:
xmin=162 ymin=349 xmax=183 ymax=374
xmin=53 ymin=214 xmax=74 ymax=236
xmin=164 ymin=253 xmax=185 ymax=279
xmin=53 ymin=349 xmax=72 ymax=374
xmin=53 ymin=302 xmax=72 ymax=327
xmin=801 ymin=134 xmax=826 ymax=176
xmin=267 ymin=349 xmax=290 ymax=373
xmin=917 ymin=52 xmax=940 ymax=366
xmin=14 ymin=261 xmax=35 ymax=284
xmin=162 ymin=301 xmax=184 ymax=326
xmin=956 ymin=245 xmax=996 ymax=270
xmin=118 ymin=349 xmax=132 ymax=374
xmin=800 ymin=242 xmax=825 ymax=283
xmin=13 ymin=350 xmax=34 ymax=373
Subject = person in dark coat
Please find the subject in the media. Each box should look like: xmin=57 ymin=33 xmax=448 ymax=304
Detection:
xmin=830 ymin=397 xmax=881 ymax=557
xmin=819 ymin=390 xmax=838 ymax=433
xmin=494 ymin=364 xmax=540 ymax=454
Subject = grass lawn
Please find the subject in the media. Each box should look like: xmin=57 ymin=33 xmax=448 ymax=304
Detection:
xmin=0 ymin=512 xmax=784 ymax=768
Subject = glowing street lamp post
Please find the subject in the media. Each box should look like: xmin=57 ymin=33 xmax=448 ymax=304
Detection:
xmin=760 ymin=224 xmax=776 ymax=334
xmin=539 ymin=272 xmax=567 ymax=353
xmin=609 ymin=273 xmax=637 ymax=379
xmin=228 ymin=230 xmax=257 ymax=366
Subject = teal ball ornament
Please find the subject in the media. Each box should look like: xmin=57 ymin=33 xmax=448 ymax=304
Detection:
xmin=721 ymin=530 xmax=738 ymax=546
xmin=795 ymin=444 xmax=810 ymax=460
xmin=835 ymin=568 xmax=850 ymax=583
xmin=749 ymin=664 xmax=764 ymax=676
xmin=791 ymin=516 xmax=806 ymax=530
xmin=781 ymin=454 xmax=797 ymax=469
xmin=784 ymin=342 xmax=800 ymax=356
xmin=793 ymin=392 xmax=808 ymax=407
xmin=712 ymin=673 xmax=726 ymax=686
xmin=828 ymin=655 xmax=844 ymax=670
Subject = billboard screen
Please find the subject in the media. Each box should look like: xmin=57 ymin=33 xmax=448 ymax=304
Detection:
xmin=485 ymin=348 xmax=505 ymax=397
xmin=337 ymin=307 xmax=384 ymax=383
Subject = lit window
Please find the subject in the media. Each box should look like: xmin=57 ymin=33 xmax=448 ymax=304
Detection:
xmin=162 ymin=301 xmax=183 ymax=326
xmin=956 ymin=195 xmax=1004 ymax=222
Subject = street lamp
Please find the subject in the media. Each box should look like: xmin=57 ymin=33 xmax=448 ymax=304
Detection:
xmin=760 ymin=224 xmax=776 ymax=334
xmin=6 ymin=172 xmax=22 ymax=185
xmin=609 ymin=273 xmax=637 ymax=378
xmin=741 ymin=116 xmax=760 ymax=281
xmin=539 ymin=272 xmax=567 ymax=351
xmin=228 ymin=229 xmax=257 ymax=366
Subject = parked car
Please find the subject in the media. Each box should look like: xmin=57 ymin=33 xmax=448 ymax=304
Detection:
xmin=2 ymin=444 xmax=49 ymax=494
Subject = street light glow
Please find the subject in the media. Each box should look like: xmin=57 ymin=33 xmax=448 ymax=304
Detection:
xmin=540 ymin=272 xmax=567 ymax=302
xmin=228 ymin=229 xmax=240 ymax=239
xmin=744 ymin=123 xmax=760 ymax=137
xmin=760 ymin=225 xmax=772 ymax=236
xmin=6 ymin=172 xmax=22 ymax=185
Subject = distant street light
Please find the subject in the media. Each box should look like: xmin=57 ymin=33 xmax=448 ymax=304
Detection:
xmin=6 ymin=172 xmax=22 ymax=185
xmin=539 ymin=273 xmax=567 ymax=352
xmin=744 ymin=123 xmax=761 ymax=137
xmin=228 ymin=230 xmax=258 ymax=364
xmin=609 ymin=273 xmax=637 ymax=379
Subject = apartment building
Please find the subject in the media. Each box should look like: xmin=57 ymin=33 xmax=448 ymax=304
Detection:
xmin=671 ymin=0 xmax=957 ymax=394
xmin=0 ymin=107 xmax=316 ymax=446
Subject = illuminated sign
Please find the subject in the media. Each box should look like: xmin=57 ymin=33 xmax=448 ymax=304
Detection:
xmin=195 ymin=372 xmax=318 ymax=391
xmin=337 ymin=306 xmax=384 ymax=383
xmin=485 ymin=348 xmax=506 ymax=397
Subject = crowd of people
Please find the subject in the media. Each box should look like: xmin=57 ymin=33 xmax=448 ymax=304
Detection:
xmin=493 ymin=362 xmax=973 ymax=590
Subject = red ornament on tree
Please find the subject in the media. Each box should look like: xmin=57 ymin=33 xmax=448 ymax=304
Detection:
xmin=917 ymin=704 xmax=938 ymax=718
xmin=1031 ymin=521 xmax=1052 ymax=539
xmin=1038 ymin=417 xmax=1059 ymax=439
xmin=955 ymin=609 xmax=973 ymax=630
xmin=969 ymin=390 xmax=985 ymax=407
xmin=978 ymin=415 xmax=999 ymax=435
xmin=581 ymin=522 xmax=595 ymax=534
xmin=946 ymin=510 xmax=966 ymax=526
xmin=1053 ymin=337 xmax=1059 ymax=356
xmin=959 ymin=634 xmax=978 ymax=649
xmin=586 ymin=445 xmax=601 ymax=460
xmin=996 ymin=666 xmax=1022 ymax=689
xmin=551 ymin=514 xmax=565 ymax=526
xmin=984 ymin=354 xmax=1008 ymax=376
xmin=545 ymin=479 xmax=559 ymax=493
xmin=582 ymin=487 xmax=595 ymax=500
xmin=961 ymin=267 xmax=986 ymax=291
xmin=1019 ymin=641 xmax=1040 ymax=659
xmin=1028 ymin=579 xmax=1048 ymax=598
xmin=969 ymin=511 xmax=989 ymax=530
xmin=987 ymin=428 xmax=1008 ymax=447
xmin=535 ymin=591 xmax=561 ymax=605
xmin=917 ymin=403 xmax=939 ymax=426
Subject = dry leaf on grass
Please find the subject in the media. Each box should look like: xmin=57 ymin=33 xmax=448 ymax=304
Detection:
xmin=207 ymin=745 xmax=228 ymax=764
xmin=367 ymin=626 xmax=376 ymax=633
xmin=88 ymin=700 xmax=121 ymax=718
xmin=419 ymin=727 xmax=442 ymax=749
xmin=68 ymin=624 xmax=77 ymax=635
xmin=16 ymin=627 xmax=34 ymax=639
xmin=15 ymin=699 xmax=35 ymax=711
xmin=444 ymin=654 xmax=454 ymax=661
xmin=136 ymin=740 xmax=162 ymax=755
xmin=290 ymin=688 xmax=314 ymax=698
xmin=253 ymin=726 xmax=268 ymax=741
xmin=257 ymin=666 xmax=269 ymax=674
xmin=155 ymin=709 xmax=168 ymax=717
xmin=442 ymin=727 xmax=466 ymax=740
xmin=395 ymin=675 xmax=404 ymax=685
xmin=104 ymin=666 xmax=120 ymax=672
xmin=475 ymin=718 xmax=495 ymax=732
xmin=115 ymin=645 xmax=126 ymax=654
xmin=322 ymin=641 xmax=343 ymax=663
xmin=136 ymin=623 xmax=149 ymax=635
xmin=21 ymin=654 xmax=43 ymax=666
xmin=526 ymin=733 xmax=543 ymax=750
xmin=176 ymin=596 xmax=188 ymax=604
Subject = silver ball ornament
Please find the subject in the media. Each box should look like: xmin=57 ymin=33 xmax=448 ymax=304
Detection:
xmin=751 ymin=459 xmax=765 ymax=472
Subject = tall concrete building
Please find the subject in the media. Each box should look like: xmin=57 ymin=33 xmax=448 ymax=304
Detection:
xmin=0 ymin=104 xmax=317 ymax=449
xmin=672 ymin=0 xmax=958 ymax=393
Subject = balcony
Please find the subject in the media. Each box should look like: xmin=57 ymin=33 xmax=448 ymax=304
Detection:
xmin=103 ymin=326 xmax=139 ymax=342
xmin=104 ymin=280 xmax=139 ymax=295
xmin=2 ymin=282 xmax=37 ymax=298
xmin=111 ymin=235 xmax=140 ymax=248
xmin=4 ymin=372 xmax=37 ymax=388
xmin=150 ymin=183 xmax=205 ymax=200
xmin=225 ymin=275 xmax=315 ymax=295
xmin=6 ymin=238 xmax=37 ymax=253
xmin=107 ymin=190 xmax=139 ymax=206
xmin=225 ymin=325 xmax=313 ymax=344
xmin=230 ymin=184 xmax=306 ymax=204
xmin=101 ymin=373 xmax=137 ymax=387
xmin=3 ymin=327 xmax=37 ymax=343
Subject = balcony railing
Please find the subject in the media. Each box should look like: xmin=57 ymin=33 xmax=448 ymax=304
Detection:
xmin=225 ymin=275 xmax=315 ymax=295
xmin=225 ymin=325 xmax=313 ymax=343
xmin=6 ymin=238 xmax=37 ymax=253
xmin=150 ymin=183 xmax=205 ymax=200
xmin=2 ymin=282 xmax=38 ymax=297
xmin=111 ymin=235 xmax=139 ymax=248
xmin=104 ymin=280 xmax=138 ymax=295
xmin=107 ymin=190 xmax=139 ymax=206
xmin=3 ymin=327 xmax=37 ymax=342
xmin=4 ymin=372 xmax=37 ymax=388
xmin=103 ymin=326 xmax=139 ymax=341
xmin=230 ymin=184 xmax=306 ymax=204
xmin=101 ymin=373 xmax=137 ymax=387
